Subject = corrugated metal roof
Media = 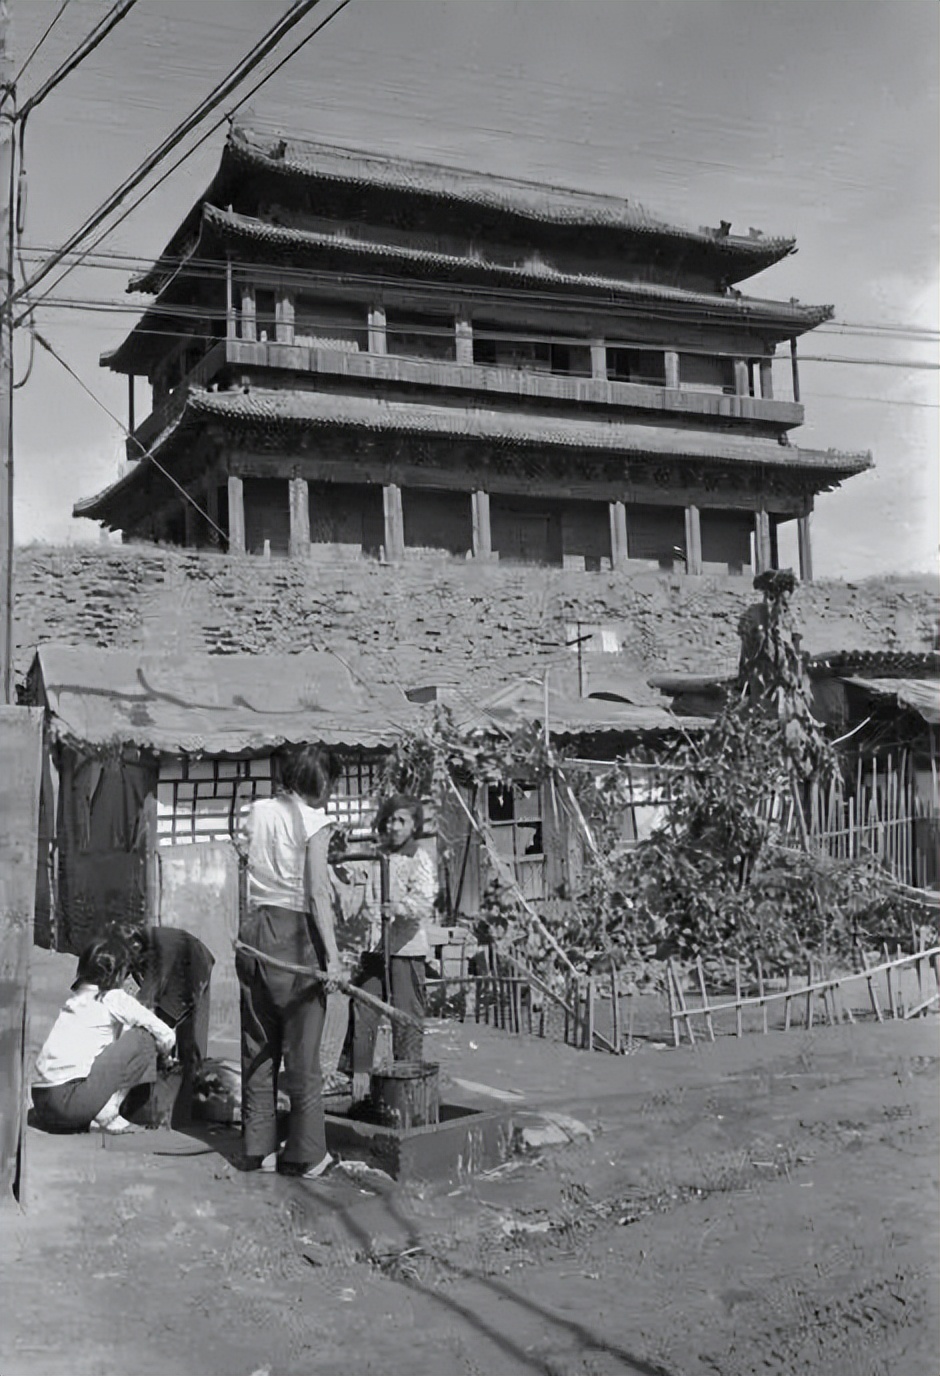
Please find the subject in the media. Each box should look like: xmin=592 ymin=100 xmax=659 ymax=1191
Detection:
xmin=843 ymin=676 xmax=939 ymax=726
xmin=33 ymin=645 xmax=419 ymax=753
xmin=441 ymin=677 xmax=706 ymax=737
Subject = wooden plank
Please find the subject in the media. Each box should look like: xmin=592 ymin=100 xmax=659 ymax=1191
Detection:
xmin=610 ymin=968 xmax=622 ymax=1054
xmin=805 ymin=960 xmax=814 ymax=1030
xmin=666 ymin=962 xmax=681 ymax=1047
xmin=587 ymin=975 xmax=596 ymax=1052
xmin=783 ymin=968 xmax=793 ymax=1031
xmin=735 ymin=960 xmax=743 ymax=1037
xmin=861 ymin=948 xmax=884 ymax=1022
xmin=0 ymin=709 xmax=43 ymax=1207
xmin=670 ymin=960 xmax=695 ymax=1046
xmin=883 ymin=944 xmax=898 ymax=1018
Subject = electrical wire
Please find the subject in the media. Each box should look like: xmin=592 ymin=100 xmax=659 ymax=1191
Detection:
xmin=15 ymin=0 xmax=140 ymax=121
xmin=15 ymin=0 xmax=327 ymax=301
xmin=14 ymin=0 xmax=353 ymax=321
xmin=32 ymin=328 xmax=228 ymax=543
xmin=4 ymin=0 xmax=71 ymax=100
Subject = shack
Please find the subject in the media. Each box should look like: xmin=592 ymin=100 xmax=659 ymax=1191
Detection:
xmin=27 ymin=645 xmax=419 ymax=1042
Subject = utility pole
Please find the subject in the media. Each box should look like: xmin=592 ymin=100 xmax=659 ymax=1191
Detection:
xmin=0 ymin=0 xmax=13 ymax=704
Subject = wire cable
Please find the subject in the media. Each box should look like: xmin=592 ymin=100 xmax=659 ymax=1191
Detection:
xmin=32 ymin=328 xmax=228 ymax=543
xmin=15 ymin=0 xmax=139 ymax=120
xmin=15 ymin=0 xmax=352 ymax=320
xmin=15 ymin=0 xmax=328 ymax=304
xmin=4 ymin=0 xmax=71 ymax=101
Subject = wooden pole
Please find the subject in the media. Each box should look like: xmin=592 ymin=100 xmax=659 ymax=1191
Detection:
xmin=587 ymin=974 xmax=595 ymax=1052
xmin=669 ymin=960 xmax=695 ymax=1045
xmin=0 ymin=2 xmax=14 ymax=704
xmin=756 ymin=957 xmax=768 ymax=1034
xmin=610 ymin=967 xmax=622 ymax=1053
xmin=805 ymin=960 xmax=814 ymax=1030
xmin=696 ymin=957 xmax=715 ymax=1042
xmin=783 ymin=968 xmax=792 ymax=1032
xmin=735 ymin=960 xmax=743 ymax=1037
xmin=861 ymin=949 xmax=884 ymax=1022
xmin=666 ymin=963 xmax=680 ymax=1047
xmin=883 ymin=943 xmax=898 ymax=1018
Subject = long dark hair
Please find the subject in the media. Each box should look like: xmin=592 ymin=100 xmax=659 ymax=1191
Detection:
xmin=277 ymin=745 xmax=340 ymax=806
xmin=71 ymin=938 xmax=125 ymax=996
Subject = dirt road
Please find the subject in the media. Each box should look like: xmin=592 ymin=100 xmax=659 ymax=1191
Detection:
xmin=2 ymin=950 xmax=937 ymax=1376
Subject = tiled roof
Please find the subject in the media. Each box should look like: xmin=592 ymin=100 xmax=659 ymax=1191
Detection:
xmin=808 ymin=649 xmax=940 ymax=675
xmin=130 ymin=127 xmax=797 ymax=293
xmin=102 ymin=386 xmax=872 ymax=511
xmin=73 ymin=387 xmax=871 ymax=520
xmin=126 ymin=204 xmax=831 ymax=336
xmin=841 ymin=676 xmax=939 ymax=725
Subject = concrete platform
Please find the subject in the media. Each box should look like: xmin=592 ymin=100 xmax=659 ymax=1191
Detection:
xmin=324 ymin=1100 xmax=518 ymax=1183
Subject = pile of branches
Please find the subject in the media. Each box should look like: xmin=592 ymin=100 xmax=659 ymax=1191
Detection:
xmin=377 ymin=572 xmax=926 ymax=983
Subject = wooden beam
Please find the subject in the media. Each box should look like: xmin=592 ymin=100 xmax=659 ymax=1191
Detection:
xmin=733 ymin=358 xmax=750 ymax=397
xmin=275 ymin=290 xmax=295 ymax=345
xmin=590 ymin=339 xmax=607 ymax=381
xmin=455 ymin=315 xmax=474 ymax=365
xmin=664 ymin=350 xmax=679 ymax=389
xmin=684 ymin=504 xmax=703 ymax=575
xmin=798 ymin=510 xmax=814 ymax=582
xmin=227 ymin=475 xmax=246 ymax=553
xmin=471 ymin=489 xmax=492 ymax=559
xmin=383 ymin=482 xmax=404 ymax=561
xmin=368 ymin=304 xmax=387 ymax=355
xmin=288 ymin=476 xmax=310 ymax=559
xmin=754 ymin=509 xmax=773 ymax=572
xmin=127 ymin=374 xmax=135 ymax=434
xmin=790 ymin=337 xmax=801 ymax=402
xmin=226 ymin=256 xmax=237 ymax=340
xmin=759 ymin=354 xmax=774 ymax=399
xmin=609 ymin=500 xmax=628 ymax=570
xmin=240 ymin=284 xmax=256 ymax=343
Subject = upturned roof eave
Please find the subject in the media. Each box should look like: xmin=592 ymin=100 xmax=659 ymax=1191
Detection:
xmin=73 ymin=388 xmax=873 ymax=524
xmin=127 ymin=125 xmax=798 ymax=294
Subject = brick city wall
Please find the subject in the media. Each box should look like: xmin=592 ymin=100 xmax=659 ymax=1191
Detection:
xmin=13 ymin=544 xmax=938 ymax=696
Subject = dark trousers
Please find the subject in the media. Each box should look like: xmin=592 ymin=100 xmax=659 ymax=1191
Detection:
xmin=352 ymin=954 xmax=426 ymax=1074
xmin=32 ymin=1028 xmax=157 ymax=1131
xmin=236 ymin=905 xmax=326 ymax=1165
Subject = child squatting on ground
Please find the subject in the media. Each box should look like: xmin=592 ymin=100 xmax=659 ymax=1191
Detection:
xmin=31 ymin=938 xmax=177 ymax=1136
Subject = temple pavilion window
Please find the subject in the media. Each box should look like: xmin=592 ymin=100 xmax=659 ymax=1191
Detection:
xmin=243 ymin=478 xmax=291 ymax=557
xmin=678 ymin=352 xmax=735 ymax=394
xmin=385 ymin=311 xmax=456 ymax=362
xmin=700 ymin=509 xmax=753 ymax=575
xmin=401 ymin=488 xmax=472 ymax=556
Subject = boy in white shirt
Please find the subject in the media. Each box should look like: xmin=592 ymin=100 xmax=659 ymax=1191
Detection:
xmin=32 ymin=938 xmax=177 ymax=1135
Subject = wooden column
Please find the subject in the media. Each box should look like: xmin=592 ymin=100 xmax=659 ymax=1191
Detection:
xmin=798 ymin=509 xmax=814 ymax=583
xmin=754 ymin=509 xmax=773 ymax=573
xmin=790 ymin=337 xmax=801 ymax=402
xmin=471 ymin=489 xmax=492 ymax=559
xmin=182 ymin=493 xmax=197 ymax=549
xmin=759 ymin=353 xmax=774 ymax=399
xmin=684 ymin=504 xmax=703 ymax=575
xmin=590 ymin=339 xmax=608 ymax=381
xmin=289 ymin=476 xmax=310 ymax=558
xmin=128 ymin=374 xmax=135 ymax=434
xmin=226 ymin=256 xmax=237 ymax=340
xmin=664 ymin=350 xmax=680 ymax=389
xmin=275 ymin=290 xmax=295 ymax=345
xmin=240 ymin=284 xmax=256 ymax=342
xmin=383 ymin=482 xmax=404 ymax=561
xmin=368 ymin=304 xmax=387 ymax=355
xmin=455 ymin=315 xmax=474 ymax=365
xmin=205 ymin=478 xmax=220 ymax=548
xmin=227 ymin=475 xmax=246 ymax=553
xmin=734 ymin=358 xmax=750 ymax=396
xmin=609 ymin=500 xmax=628 ymax=570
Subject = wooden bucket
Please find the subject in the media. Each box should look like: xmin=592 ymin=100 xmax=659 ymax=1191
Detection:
xmin=370 ymin=1062 xmax=440 ymax=1129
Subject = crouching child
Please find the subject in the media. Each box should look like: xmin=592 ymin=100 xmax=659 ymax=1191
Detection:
xmin=31 ymin=939 xmax=177 ymax=1136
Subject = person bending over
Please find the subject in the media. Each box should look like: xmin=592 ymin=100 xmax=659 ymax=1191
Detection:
xmin=351 ymin=794 xmax=436 ymax=1099
xmin=32 ymin=938 xmax=177 ymax=1135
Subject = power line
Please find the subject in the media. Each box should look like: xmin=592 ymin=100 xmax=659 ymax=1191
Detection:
xmin=32 ymin=327 xmax=227 ymax=542
xmin=15 ymin=0 xmax=139 ymax=121
xmin=6 ymin=0 xmax=70 ymax=98
xmin=15 ymin=0 xmax=352 ymax=319
xmin=14 ymin=0 xmax=328 ymax=304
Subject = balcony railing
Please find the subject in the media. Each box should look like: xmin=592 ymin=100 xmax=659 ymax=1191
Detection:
xmin=129 ymin=335 xmax=802 ymax=452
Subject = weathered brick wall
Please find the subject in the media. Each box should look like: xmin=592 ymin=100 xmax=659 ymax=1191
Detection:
xmin=13 ymin=544 xmax=938 ymax=696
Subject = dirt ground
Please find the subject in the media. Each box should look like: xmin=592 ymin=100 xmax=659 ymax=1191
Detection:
xmin=2 ymin=949 xmax=938 ymax=1376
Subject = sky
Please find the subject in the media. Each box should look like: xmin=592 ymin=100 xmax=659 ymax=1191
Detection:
xmin=8 ymin=0 xmax=939 ymax=579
